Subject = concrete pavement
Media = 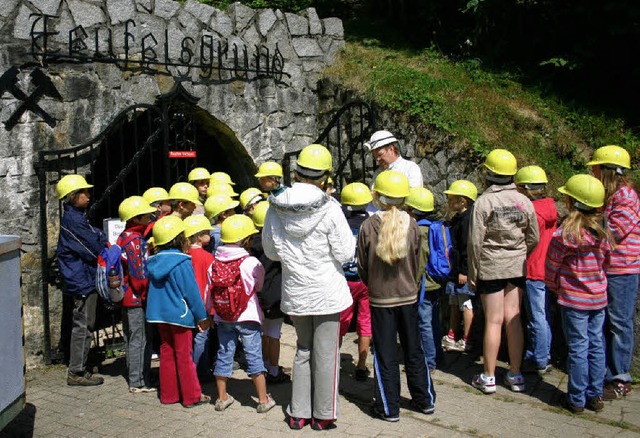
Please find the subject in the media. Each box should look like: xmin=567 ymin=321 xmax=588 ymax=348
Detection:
xmin=2 ymin=323 xmax=639 ymax=437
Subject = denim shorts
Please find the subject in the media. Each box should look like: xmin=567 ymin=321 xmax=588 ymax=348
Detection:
xmin=445 ymin=281 xmax=474 ymax=297
xmin=214 ymin=321 xmax=266 ymax=377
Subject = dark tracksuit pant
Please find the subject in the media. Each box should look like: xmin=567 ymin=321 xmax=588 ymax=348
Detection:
xmin=371 ymin=303 xmax=436 ymax=417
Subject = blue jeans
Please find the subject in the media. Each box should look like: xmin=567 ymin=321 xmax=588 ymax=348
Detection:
xmin=214 ymin=322 xmax=265 ymax=377
xmin=561 ymin=306 xmax=605 ymax=407
xmin=418 ymin=293 xmax=443 ymax=370
xmin=192 ymin=328 xmax=210 ymax=379
xmin=604 ymin=273 xmax=639 ymax=383
xmin=523 ymin=280 xmax=552 ymax=368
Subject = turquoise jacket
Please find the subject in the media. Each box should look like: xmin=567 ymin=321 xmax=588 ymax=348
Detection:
xmin=146 ymin=249 xmax=207 ymax=328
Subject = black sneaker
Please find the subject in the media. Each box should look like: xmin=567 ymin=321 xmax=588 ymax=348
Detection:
xmin=354 ymin=367 xmax=370 ymax=382
xmin=586 ymin=396 xmax=604 ymax=412
xmin=561 ymin=396 xmax=584 ymax=414
xmin=67 ymin=370 xmax=104 ymax=386
xmin=371 ymin=406 xmax=399 ymax=422
xmin=409 ymin=400 xmax=435 ymax=415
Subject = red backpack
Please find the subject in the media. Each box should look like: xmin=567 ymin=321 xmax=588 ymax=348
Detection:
xmin=209 ymin=256 xmax=252 ymax=321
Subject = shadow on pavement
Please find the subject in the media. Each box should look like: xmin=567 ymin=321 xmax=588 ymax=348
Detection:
xmin=0 ymin=403 xmax=36 ymax=438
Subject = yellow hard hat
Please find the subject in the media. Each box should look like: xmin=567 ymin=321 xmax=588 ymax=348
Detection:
xmin=296 ymin=144 xmax=333 ymax=173
xmin=239 ymin=187 xmax=264 ymax=210
xmin=373 ymin=170 xmax=410 ymax=199
xmin=341 ymin=182 xmax=373 ymax=206
xmin=204 ymin=193 xmax=239 ymax=219
xmin=183 ymin=215 xmax=214 ymax=238
xmin=207 ymin=183 xmax=239 ymax=198
xmin=443 ymin=180 xmax=478 ymax=201
xmin=187 ymin=167 xmax=211 ymax=182
xmin=142 ymin=187 xmax=169 ymax=205
xmin=220 ymin=214 xmax=259 ymax=243
xmin=252 ymin=201 xmax=270 ymax=228
xmin=56 ymin=174 xmax=93 ymax=199
xmin=169 ymin=182 xmax=203 ymax=205
xmin=209 ymin=172 xmax=235 ymax=186
xmin=152 ymin=215 xmax=185 ymax=246
xmin=406 ymin=187 xmax=435 ymax=212
xmin=587 ymin=145 xmax=631 ymax=169
xmin=484 ymin=149 xmax=517 ymax=176
xmin=255 ymin=162 xmax=283 ymax=178
xmin=118 ymin=196 xmax=155 ymax=222
xmin=558 ymin=174 xmax=605 ymax=209
xmin=515 ymin=166 xmax=548 ymax=185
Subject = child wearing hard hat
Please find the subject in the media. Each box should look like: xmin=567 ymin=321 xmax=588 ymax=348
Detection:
xmin=183 ymin=215 xmax=215 ymax=382
xmin=441 ymin=180 xmax=478 ymax=354
xmin=405 ymin=186 xmax=445 ymax=372
xmin=587 ymin=145 xmax=640 ymax=400
xmin=249 ymin=201 xmax=290 ymax=384
xmin=338 ymin=182 xmax=373 ymax=382
xmin=514 ymin=167 xmax=557 ymax=376
xmin=188 ymin=167 xmax=211 ymax=216
xmin=210 ymin=215 xmax=276 ymax=413
xmin=357 ymin=170 xmax=436 ymax=421
xmin=56 ymin=175 xmax=108 ymax=387
xmin=255 ymin=161 xmax=287 ymax=197
xmin=169 ymin=182 xmax=202 ymax=219
xmin=204 ymin=193 xmax=239 ymax=253
xmin=117 ymin=196 xmax=157 ymax=394
xmin=545 ymin=174 xmax=612 ymax=413
xmin=146 ymin=216 xmax=210 ymax=408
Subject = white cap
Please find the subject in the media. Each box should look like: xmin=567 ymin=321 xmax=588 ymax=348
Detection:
xmin=364 ymin=130 xmax=398 ymax=151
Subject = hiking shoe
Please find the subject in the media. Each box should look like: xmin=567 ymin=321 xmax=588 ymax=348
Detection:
xmin=311 ymin=418 xmax=337 ymax=431
xmin=586 ymin=396 xmax=605 ymax=412
xmin=183 ymin=394 xmax=211 ymax=408
xmin=452 ymin=338 xmax=467 ymax=352
xmin=67 ymin=370 xmax=104 ymax=386
xmin=256 ymin=394 xmax=276 ymax=413
xmin=504 ymin=372 xmax=526 ymax=392
xmin=129 ymin=386 xmax=157 ymax=394
xmin=409 ymin=400 xmax=435 ymax=415
xmin=537 ymin=364 xmax=552 ymax=376
xmin=266 ymin=367 xmax=290 ymax=384
xmin=472 ymin=373 xmax=496 ymax=394
xmin=561 ymin=396 xmax=584 ymax=414
xmin=442 ymin=335 xmax=457 ymax=351
xmin=288 ymin=416 xmax=311 ymax=430
xmin=354 ymin=367 xmax=370 ymax=382
xmin=603 ymin=381 xmax=632 ymax=400
xmin=214 ymin=395 xmax=235 ymax=411
xmin=371 ymin=406 xmax=400 ymax=422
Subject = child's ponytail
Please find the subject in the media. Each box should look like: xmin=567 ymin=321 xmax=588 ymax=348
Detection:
xmin=374 ymin=197 xmax=410 ymax=265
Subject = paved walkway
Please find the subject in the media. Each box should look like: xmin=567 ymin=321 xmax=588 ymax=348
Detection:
xmin=2 ymin=323 xmax=639 ymax=437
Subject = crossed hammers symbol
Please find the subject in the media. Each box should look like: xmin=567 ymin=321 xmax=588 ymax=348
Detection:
xmin=0 ymin=66 xmax=63 ymax=130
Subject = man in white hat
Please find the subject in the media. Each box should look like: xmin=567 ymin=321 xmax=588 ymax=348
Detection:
xmin=365 ymin=130 xmax=423 ymax=188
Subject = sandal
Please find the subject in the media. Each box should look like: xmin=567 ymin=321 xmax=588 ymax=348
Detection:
xmin=183 ymin=394 xmax=211 ymax=408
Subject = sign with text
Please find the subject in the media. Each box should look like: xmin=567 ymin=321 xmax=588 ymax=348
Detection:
xmin=169 ymin=150 xmax=197 ymax=158
xmin=103 ymin=218 xmax=126 ymax=245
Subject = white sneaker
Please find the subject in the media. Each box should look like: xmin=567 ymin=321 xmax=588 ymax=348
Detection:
xmin=442 ymin=335 xmax=456 ymax=351
xmin=214 ymin=395 xmax=235 ymax=411
xmin=504 ymin=372 xmax=526 ymax=392
xmin=472 ymin=373 xmax=496 ymax=394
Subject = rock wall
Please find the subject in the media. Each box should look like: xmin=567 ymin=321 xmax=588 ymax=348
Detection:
xmin=0 ymin=0 xmax=344 ymax=365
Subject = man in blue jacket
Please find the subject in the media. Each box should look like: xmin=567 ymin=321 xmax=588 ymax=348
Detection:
xmin=56 ymin=175 xmax=107 ymax=386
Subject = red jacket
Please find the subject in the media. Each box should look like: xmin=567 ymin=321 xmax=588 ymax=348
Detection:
xmin=117 ymin=224 xmax=150 ymax=307
xmin=526 ymin=198 xmax=558 ymax=280
xmin=190 ymin=246 xmax=215 ymax=307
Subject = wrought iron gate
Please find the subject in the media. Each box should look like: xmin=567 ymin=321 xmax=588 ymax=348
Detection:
xmin=283 ymin=101 xmax=376 ymax=192
xmin=37 ymin=84 xmax=204 ymax=364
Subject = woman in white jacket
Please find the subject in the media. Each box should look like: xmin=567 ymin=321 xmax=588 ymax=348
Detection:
xmin=262 ymin=144 xmax=355 ymax=431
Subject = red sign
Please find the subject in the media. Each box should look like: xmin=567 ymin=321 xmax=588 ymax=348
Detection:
xmin=168 ymin=150 xmax=197 ymax=158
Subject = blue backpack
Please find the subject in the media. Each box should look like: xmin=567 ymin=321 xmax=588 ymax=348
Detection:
xmin=342 ymin=226 xmax=360 ymax=281
xmin=417 ymin=219 xmax=452 ymax=282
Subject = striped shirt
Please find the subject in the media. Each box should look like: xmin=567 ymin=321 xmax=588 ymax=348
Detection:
xmin=604 ymin=185 xmax=640 ymax=274
xmin=545 ymin=228 xmax=611 ymax=311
